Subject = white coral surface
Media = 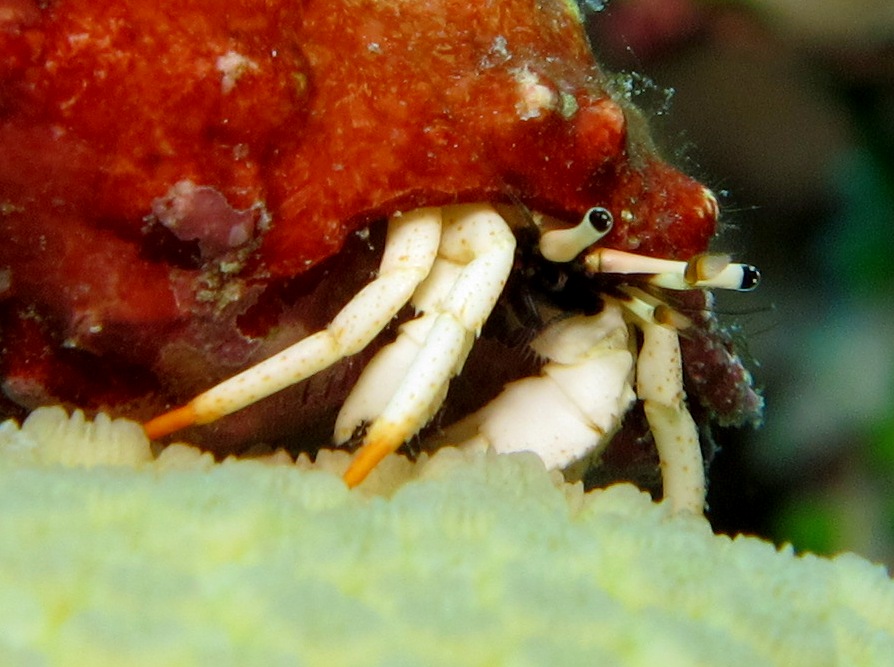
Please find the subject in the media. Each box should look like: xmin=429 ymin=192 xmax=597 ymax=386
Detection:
xmin=1 ymin=407 xmax=892 ymax=666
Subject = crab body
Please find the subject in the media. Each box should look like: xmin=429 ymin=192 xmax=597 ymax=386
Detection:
xmin=0 ymin=0 xmax=761 ymax=509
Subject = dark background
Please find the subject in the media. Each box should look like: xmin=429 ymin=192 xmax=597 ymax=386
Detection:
xmin=584 ymin=0 xmax=894 ymax=566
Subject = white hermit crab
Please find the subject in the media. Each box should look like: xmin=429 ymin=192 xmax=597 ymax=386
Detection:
xmin=146 ymin=202 xmax=758 ymax=513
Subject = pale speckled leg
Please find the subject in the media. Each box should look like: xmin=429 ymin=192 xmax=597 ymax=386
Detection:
xmin=637 ymin=320 xmax=705 ymax=514
xmin=340 ymin=203 xmax=516 ymax=487
xmin=144 ymin=208 xmax=442 ymax=438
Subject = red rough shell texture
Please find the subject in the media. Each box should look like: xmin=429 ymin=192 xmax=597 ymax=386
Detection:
xmin=0 ymin=0 xmax=718 ymax=446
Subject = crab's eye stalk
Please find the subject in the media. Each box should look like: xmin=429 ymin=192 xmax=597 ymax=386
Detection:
xmin=584 ymin=248 xmax=761 ymax=292
xmin=583 ymin=206 xmax=613 ymax=235
xmin=681 ymin=254 xmax=760 ymax=291
xmin=538 ymin=206 xmax=614 ymax=263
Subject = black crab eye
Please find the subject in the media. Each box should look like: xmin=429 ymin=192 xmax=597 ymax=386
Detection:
xmin=584 ymin=207 xmax=613 ymax=235
xmin=739 ymin=264 xmax=761 ymax=291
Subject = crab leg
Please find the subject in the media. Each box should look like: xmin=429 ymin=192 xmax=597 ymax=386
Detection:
xmin=636 ymin=318 xmax=705 ymax=514
xmin=143 ymin=208 xmax=442 ymax=439
xmin=340 ymin=204 xmax=516 ymax=487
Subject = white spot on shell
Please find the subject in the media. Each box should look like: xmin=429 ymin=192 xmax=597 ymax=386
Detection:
xmin=216 ymin=50 xmax=259 ymax=95
xmin=512 ymin=66 xmax=558 ymax=120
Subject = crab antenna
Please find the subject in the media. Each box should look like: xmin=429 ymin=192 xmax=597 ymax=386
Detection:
xmin=583 ymin=248 xmax=759 ymax=291
xmin=537 ymin=206 xmax=613 ymax=262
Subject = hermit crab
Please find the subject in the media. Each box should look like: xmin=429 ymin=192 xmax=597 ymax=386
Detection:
xmin=0 ymin=0 xmax=761 ymax=513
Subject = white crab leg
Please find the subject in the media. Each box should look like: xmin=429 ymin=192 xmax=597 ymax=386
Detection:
xmin=143 ymin=208 xmax=442 ymax=439
xmin=433 ymin=300 xmax=636 ymax=476
xmin=340 ymin=203 xmax=516 ymax=487
xmin=636 ymin=319 xmax=705 ymax=514
xmin=333 ymin=315 xmax=438 ymax=444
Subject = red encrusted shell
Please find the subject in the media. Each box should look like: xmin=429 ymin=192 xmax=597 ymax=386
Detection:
xmin=0 ymin=0 xmax=745 ymax=451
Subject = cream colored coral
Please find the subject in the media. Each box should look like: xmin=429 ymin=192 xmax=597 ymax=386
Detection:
xmin=0 ymin=407 xmax=892 ymax=666
xmin=0 ymin=406 xmax=152 ymax=467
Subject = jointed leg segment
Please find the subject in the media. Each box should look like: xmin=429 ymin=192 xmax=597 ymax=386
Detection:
xmin=144 ymin=204 xmax=517 ymax=489
xmin=636 ymin=319 xmax=705 ymax=514
xmin=340 ymin=204 xmax=517 ymax=486
xmin=144 ymin=207 xmax=443 ymax=440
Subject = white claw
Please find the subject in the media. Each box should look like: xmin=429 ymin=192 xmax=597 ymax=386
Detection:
xmin=435 ymin=301 xmax=636 ymax=474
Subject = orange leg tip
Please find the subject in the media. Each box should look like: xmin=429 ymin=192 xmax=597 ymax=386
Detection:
xmin=143 ymin=405 xmax=198 ymax=440
xmin=342 ymin=438 xmax=396 ymax=488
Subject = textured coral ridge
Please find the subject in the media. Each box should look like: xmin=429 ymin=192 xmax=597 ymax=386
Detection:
xmin=0 ymin=0 xmax=719 ymax=429
xmin=1 ymin=408 xmax=893 ymax=666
